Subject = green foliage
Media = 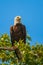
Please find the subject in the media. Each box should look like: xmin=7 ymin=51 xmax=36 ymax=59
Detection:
xmin=0 ymin=34 xmax=43 ymax=65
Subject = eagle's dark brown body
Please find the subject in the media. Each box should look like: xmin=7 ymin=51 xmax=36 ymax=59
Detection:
xmin=10 ymin=23 xmax=26 ymax=60
xmin=10 ymin=23 xmax=26 ymax=46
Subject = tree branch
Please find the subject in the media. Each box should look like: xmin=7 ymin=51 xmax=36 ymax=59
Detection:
xmin=0 ymin=46 xmax=17 ymax=51
xmin=0 ymin=46 xmax=22 ymax=60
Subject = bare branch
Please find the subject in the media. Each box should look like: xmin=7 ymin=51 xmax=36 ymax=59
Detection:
xmin=0 ymin=46 xmax=17 ymax=51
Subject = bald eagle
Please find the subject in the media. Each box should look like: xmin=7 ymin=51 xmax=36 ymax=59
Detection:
xmin=10 ymin=16 xmax=26 ymax=59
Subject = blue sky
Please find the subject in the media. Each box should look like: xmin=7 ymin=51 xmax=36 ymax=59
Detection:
xmin=0 ymin=0 xmax=43 ymax=45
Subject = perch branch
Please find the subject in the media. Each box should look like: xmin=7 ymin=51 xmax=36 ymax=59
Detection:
xmin=0 ymin=46 xmax=17 ymax=51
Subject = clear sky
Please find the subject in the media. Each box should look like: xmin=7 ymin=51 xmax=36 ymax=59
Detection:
xmin=0 ymin=0 xmax=43 ymax=45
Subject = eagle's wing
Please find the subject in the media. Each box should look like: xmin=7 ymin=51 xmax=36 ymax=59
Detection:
xmin=22 ymin=25 xmax=26 ymax=43
xmin=10 ymin=26 xmax=14 ymax=46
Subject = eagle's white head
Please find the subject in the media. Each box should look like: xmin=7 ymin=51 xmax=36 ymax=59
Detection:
xmin=14 ymin=16 xmax=21 ymax=25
